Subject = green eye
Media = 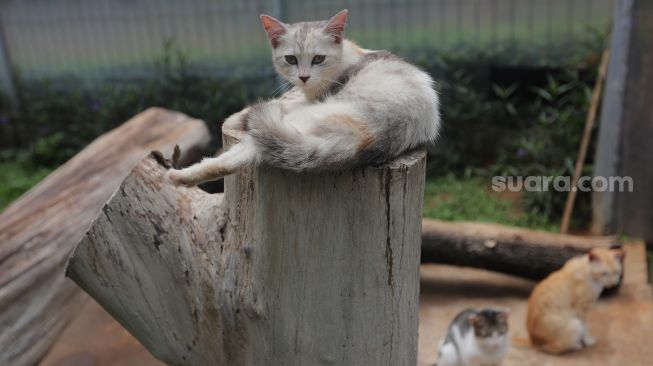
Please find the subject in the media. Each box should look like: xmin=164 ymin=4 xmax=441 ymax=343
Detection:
xmin=312 ymin=55 xmax=326 ymax=65
xmin=285 ymin=55 xmax=298 ymax=65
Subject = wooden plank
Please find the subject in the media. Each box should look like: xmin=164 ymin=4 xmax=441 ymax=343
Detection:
xmin=0 ymin=108 xmax=210 ymax=366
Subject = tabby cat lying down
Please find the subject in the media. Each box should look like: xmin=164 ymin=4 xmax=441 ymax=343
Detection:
xmin=166 ymin=10 xmax=440 ymax=186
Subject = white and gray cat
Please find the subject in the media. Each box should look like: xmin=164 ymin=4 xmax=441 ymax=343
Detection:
xmin=166 ymin=9 xmax=440 ymax=186
xmin=435 ymin=308 xmax=509 ymax=366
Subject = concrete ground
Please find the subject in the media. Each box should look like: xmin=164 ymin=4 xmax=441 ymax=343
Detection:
xmin=42 ymin=244 xmax=651 ymax=366
xmin=419 ymin=243 xmax=653 ymax=366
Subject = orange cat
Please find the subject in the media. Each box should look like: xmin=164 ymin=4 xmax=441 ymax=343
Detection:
xmin=526 ymin=247 xmax=624 ymax=354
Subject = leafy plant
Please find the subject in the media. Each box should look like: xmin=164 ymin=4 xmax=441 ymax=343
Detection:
xmin=0 ymin=41 xmax=603 ymax=230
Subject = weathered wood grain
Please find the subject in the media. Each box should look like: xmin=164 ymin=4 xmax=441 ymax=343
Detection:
xmin=66 ymin=126 xmax=427 ymax=365
xmin=0 ymin=108 xmax=210 ymax=366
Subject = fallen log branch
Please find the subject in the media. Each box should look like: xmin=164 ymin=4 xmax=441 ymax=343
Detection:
xmin=0 ymin=108 xmax=210 ymax=366
xmin=421 ymin=219 xmax=617 ymax=280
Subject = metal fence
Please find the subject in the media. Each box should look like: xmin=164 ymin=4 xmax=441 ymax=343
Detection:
xmin=0 ymin=0 xmax=614 ymax=93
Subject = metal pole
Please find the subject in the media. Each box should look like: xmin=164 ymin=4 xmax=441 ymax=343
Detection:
xmin=0 ymin=4 xmax=17 ymax=103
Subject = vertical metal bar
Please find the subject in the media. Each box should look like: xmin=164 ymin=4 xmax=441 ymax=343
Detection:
xmin=528 ymin=0 xmax=534 ymax=43
xmin=592 ymin=0 xmax=633 ymax=234
xmin=510 ymin=0 xmax=516 ymax=43
xmin=272 ymin=0 xmax=286 ymax=20
xmin=423 ymin=0 xmax=429 ymax=47
xmin=376 ymin=0 xmax=382 ymax=47
xmin=0 ymin=6 xmax=17 ymax=102
xmin=440 ymin=0 xmax=446 ymax=46
xmin=456 ymin=0 xmax=462 ymax=44
xmin=546 ymin=0 xmax=552 ymax=60
xmin=475 ymin=0 xmax=480 ymax=47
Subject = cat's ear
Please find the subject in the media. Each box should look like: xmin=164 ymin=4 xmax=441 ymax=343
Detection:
xmin=612 ymin=247 xmax=626 ymax=262
xmin=260 ymin=14 xmax=287 ymax=48
xmin=588 ymin=250 xmax=601 ymax=263
xmin=497 ymin=310 xmax=510 ymax=321
xmin=467 ymin=315 xmax=478 ymax=325
xmin=323 ymin=9 xmax=348 ymax=43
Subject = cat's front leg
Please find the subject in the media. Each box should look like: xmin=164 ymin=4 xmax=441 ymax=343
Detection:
xmin=580 ymin=320 xmax=597 ymax=347
xmin=165 ymin=135 xmax=259 ymax=186
xmin=582 ymin=333 xmax=597 ymax=347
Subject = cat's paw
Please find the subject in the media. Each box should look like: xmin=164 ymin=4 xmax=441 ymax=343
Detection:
xmin=164 ymin=169 xmax=187 ymax=186
xmin=582 ymin=335 xmax=597 ymax=347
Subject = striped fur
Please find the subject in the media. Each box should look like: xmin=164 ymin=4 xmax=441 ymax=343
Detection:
xmin=166 ymin=10 xmax=440 ymax=186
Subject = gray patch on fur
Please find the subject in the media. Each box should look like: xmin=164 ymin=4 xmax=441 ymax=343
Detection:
xmin=318 ymin=51 xmax=401 ymax=99
xmin=442 ymin=308 xmax=476 ymax=360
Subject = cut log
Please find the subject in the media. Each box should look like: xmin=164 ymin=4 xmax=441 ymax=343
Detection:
xmin=421 ymin=219 xmax=618 ymax=280
xmin=65 ymin=127 xmax=426 ymax=365
xmin=0 ymin=108 xmax=210 ymax=366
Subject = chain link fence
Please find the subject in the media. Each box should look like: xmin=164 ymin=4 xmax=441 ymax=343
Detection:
xmin=0 ymin=0 xmax=614 ymax=94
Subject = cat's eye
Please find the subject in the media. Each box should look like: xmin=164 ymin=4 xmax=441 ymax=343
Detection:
xmin=285 ymin=55 xmax=298 ymax=65
xmin=312 ymin=55 xmax=326 ymax=65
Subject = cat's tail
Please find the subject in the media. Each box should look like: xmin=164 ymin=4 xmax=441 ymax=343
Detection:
xmin=165 ymin=135 xmax=259 ymax=186
xmin=245 ymin=101 xmax=379 ymax=171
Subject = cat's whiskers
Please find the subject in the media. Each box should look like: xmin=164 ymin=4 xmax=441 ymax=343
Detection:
xmin=270 ymin=78 xmax=292 ymax=98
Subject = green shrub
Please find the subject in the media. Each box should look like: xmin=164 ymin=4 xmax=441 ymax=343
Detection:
xmin=0 ymin=41 xmax=276 ymax=168
xmin=0 ymin=42 xmax=602 ymax=229
xmin=416 ymin=52 xmax=599 ymax=229
xmin=0 ymin=161 xmax=52 ymax=211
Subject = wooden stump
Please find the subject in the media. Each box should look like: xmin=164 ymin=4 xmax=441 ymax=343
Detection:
xmin=0 ymin=108 xmax=210 ymax=366
xmin=66 ymin=127 xmax=427 ymax=365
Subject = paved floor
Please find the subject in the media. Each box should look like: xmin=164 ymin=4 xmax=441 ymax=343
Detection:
xmin=42 ymin=244 xmax=651 ymax=366
xmin=419 ymin=243 xmax=653 ymax=366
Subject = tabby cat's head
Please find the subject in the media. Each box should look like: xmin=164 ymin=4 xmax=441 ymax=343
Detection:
xmin=260 ymin=10 xmax=348 ymax=94
xmin=469 ymin=309 xmax=509 ymax=350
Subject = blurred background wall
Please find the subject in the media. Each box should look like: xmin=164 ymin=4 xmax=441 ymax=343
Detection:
xmin=0 ymin=0 xmax=614 ymax=92
xmin=0 ymin=0 xmax=617 ymax=232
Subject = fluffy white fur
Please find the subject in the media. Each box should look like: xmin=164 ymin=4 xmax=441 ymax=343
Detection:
xmin=166 ymin=9 xmax=440 ymax=186
xmin=437 ymin=325 xmax=508 ymax=366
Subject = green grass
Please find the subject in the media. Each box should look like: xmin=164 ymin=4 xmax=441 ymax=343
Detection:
xmin=0 ymin=162 xmax=52 ymax=212
xmin=423 ymin=174 xmax=557 ymax=231
xmin=0 ymin=165 xmax=559 ymax=232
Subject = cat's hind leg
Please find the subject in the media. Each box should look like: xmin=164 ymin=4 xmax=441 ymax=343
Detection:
xmin=540 ymin=317 xmax=584 ymax=354
xmin=165 ymin=136 xmax=258 ymax=186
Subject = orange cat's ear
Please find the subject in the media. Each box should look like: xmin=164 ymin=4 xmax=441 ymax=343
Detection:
xmin=588 ymin=250 xmax=601 ymax=262
xmin=612 ymin=248 xmax=626 ymax=262
xmin=323 ymin=9 xmax=348 ymax=43
xmin=260 ymin=14 xmax=287 ymax=48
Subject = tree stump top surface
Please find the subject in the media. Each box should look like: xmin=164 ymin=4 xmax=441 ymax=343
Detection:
xmin=222 ymin=125 xmax=427 ymax=171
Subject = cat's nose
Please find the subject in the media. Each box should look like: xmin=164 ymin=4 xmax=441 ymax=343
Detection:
xmin=299 ymin=76 xmax=310 ymax=83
